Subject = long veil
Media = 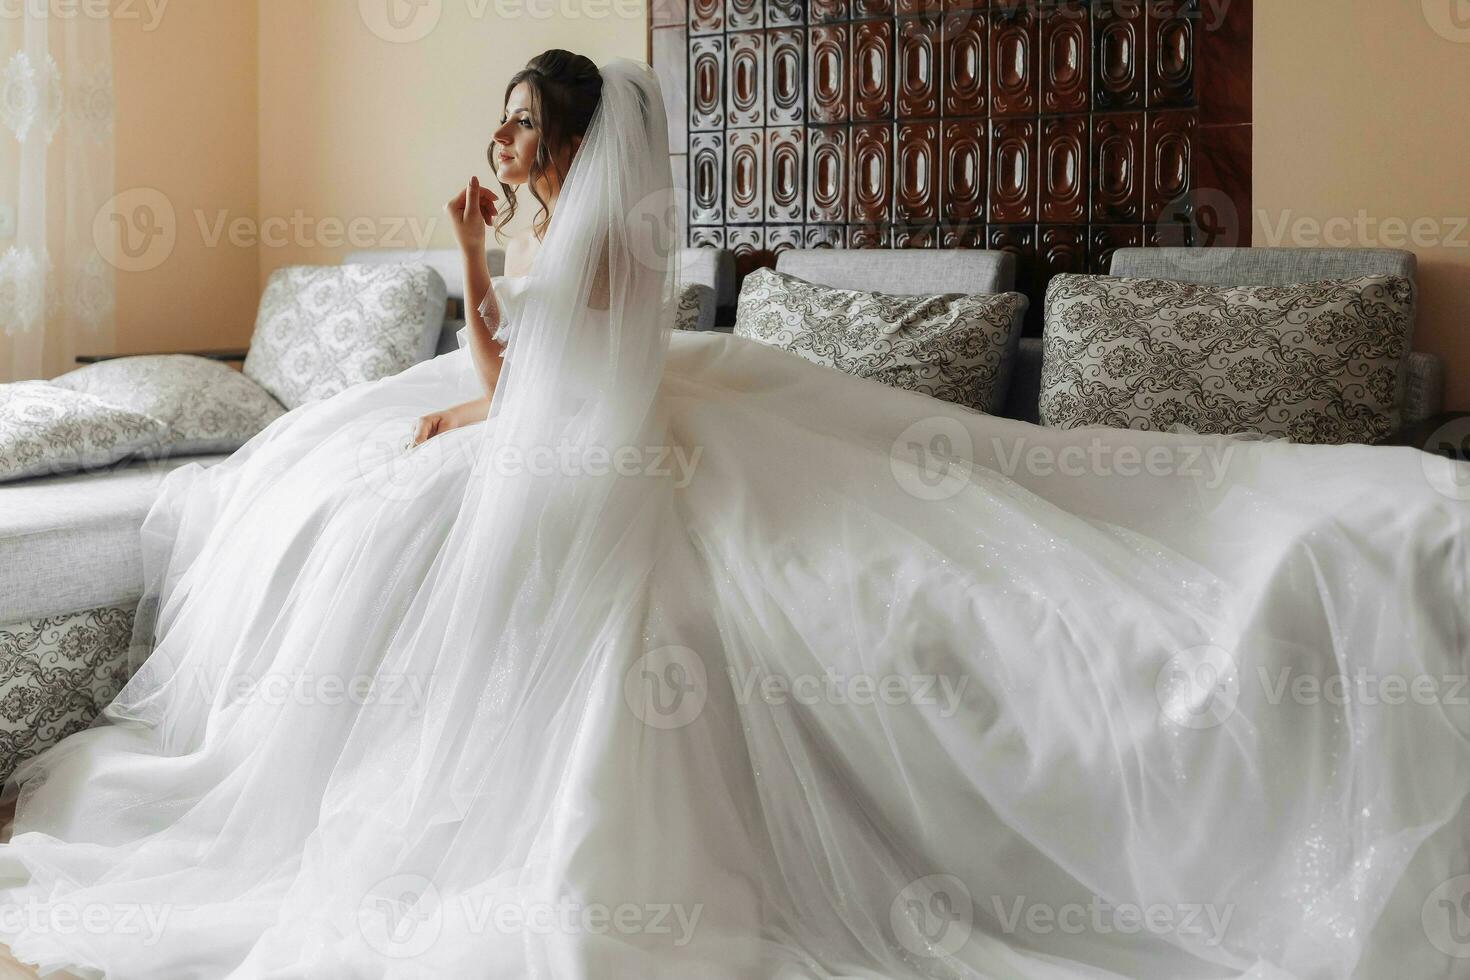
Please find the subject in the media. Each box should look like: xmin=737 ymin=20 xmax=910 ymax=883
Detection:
xmin=104 ymin=58 xmax=730 ymax=974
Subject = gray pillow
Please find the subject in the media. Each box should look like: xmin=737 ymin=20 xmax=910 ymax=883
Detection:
xmin=734 ymin=267 xmax=1028 ymax=413
xmin=243 ymin=263 xmax=448 ymax=410
xmin=0 ymin=382 xmax=168 ymax=483
xmin=1041 ymin=274 xmax=1414 ymax=445
xmin=51 ymin=355 xmax=285 ymax=456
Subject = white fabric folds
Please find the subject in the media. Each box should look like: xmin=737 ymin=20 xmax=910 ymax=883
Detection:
xmin=0 ymin=58 xmax=1467 ymax=980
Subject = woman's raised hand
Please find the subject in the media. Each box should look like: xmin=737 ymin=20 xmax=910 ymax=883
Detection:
xmin=447 ymin=176 xmax=497 ymax=253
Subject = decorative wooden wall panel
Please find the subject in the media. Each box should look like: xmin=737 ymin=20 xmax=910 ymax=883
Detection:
xmin=649 ymin=0 xmax=1254 ymax=331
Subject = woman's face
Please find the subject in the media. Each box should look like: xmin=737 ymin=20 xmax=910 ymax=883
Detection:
xmin=492 ymin=82 xmax=540 ymax=188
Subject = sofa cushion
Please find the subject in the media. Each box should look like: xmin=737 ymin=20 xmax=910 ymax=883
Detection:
xmin=775 ymin=247 xmax=1016 ymax=294
xmin=1041 ymin=274 xmax=1414 ymax=444
xmin=51 ymin=355 xmax=286 ymax=456
xmin=0 ymin=382 xmax=169 ymax=484
xmin=734 ymin=267 xmax=1028 ymax=413
xmin=244 ymin=264 xmax=448 ymax=410
xmin=0 ymin=602 xmax=137 ymax=784
xmin=0 ymin=455 xmax=229 ymax=623
xmin=675 ymin=283 xmax=715 ymax=331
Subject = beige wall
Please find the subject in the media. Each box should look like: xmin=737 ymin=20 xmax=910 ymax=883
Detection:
xmin=111 ymin=0 xmax=259 ymax=357
xmin=107 ymin=0 xmax=643 ymax=363
xmin=1254 ymin=1 xmax=1470 ymax=410
xmin=256 ymin=0 xmax=647 ymax=283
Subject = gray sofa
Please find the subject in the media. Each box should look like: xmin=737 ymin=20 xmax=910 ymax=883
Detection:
xmin=754 ymin=245 xmax=1444 ymax=428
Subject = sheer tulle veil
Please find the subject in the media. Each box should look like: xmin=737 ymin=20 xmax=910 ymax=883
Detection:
xmin=107 ymin=57 xmax=713 ymax=970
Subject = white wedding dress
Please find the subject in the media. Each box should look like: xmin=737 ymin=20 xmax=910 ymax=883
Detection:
xmin=2 ymin=60 xmax=1467 ymax=980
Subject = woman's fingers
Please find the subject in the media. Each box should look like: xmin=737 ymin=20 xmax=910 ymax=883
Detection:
xmin=413 ymin=415 xmax=438 ymax=447
xmin=449 ymin=179 xmax=497 ymax=225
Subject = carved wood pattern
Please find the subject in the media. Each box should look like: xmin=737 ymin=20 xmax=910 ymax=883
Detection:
xmin=989 ymin=8 xmax=1038 ymax=116
xmin=726 ymin=30 xmax=764 ymax=127
xmin=726 ymin=127 xmax=764 ymax=223
xmin=766 ymin=125 xmax=805 ymax=223
xmin=766 ymin=0 xmax=804 ymax=28
xmin=727 ymin=0 xmax=762 ymax=31
xmin=896 ymin=15 xmax=941 ymax=118
xmin=653 ymin=0 xmax=1253 ymax=332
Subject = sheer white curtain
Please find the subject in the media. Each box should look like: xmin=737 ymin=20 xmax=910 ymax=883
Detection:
xmin=0 ymin=7 xmax=115 ymax=381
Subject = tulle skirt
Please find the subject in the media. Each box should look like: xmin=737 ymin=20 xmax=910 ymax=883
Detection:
xmin=2 ymin=332 xmax=1466 ymax=979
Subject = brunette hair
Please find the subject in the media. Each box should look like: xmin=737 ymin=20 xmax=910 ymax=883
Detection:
xmin=489 ymin=49 xmax=602 ymax=243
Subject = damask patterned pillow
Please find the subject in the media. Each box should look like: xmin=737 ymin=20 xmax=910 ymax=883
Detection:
xmin=733 ymin=267 xmax=1029 ymax=412
xmin=1041 ymin=274 xmax=1414 ymax=445
xmin=244 ymin=264 xmax=448 ymax=410
xmin=51 ymin=355 xmax=285 ymax=456
xmin=0 ymin=382 xmax=168 ymax=483
xmin=674 ymin=283 xmax=715 ymax=331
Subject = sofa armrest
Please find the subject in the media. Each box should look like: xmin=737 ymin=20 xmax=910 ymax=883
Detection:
xmin=1404 ymin=351 xmax=1445 ymax=425
xmin=1000 ymin=337 xmax=1043 ymax=424
xmin=75 ymin=348 xmax=249 ymax=365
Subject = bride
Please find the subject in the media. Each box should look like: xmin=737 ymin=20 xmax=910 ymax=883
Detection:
xmin=1 ymin=51 xmax=1466 ymax=980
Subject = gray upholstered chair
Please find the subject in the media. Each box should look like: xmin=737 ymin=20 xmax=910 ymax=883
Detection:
xmin=1107 ymin=247 xmax=1444 ymax=425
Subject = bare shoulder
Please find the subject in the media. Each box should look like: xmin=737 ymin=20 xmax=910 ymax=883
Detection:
xmin=503 ymin=231 xmax=540 ymax=278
